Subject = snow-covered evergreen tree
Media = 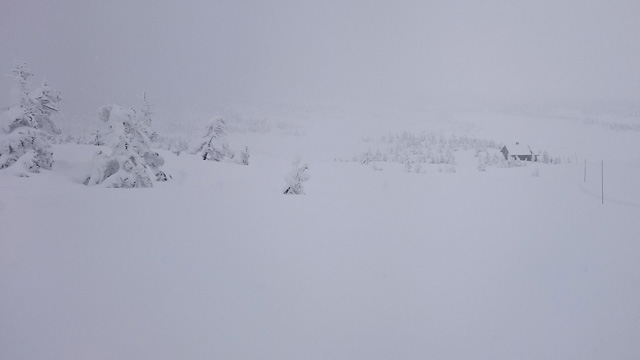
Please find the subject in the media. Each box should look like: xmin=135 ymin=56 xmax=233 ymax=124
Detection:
xmin=84 ymin=104 xmax=168 ymax=188
xmin=139 ymin=91 xmax=158 ymax=143
xmin=283 ymin=158 xmax=310 ymax=195
xmin=0 ymin=62 xmax=60 ymax=173
xmin=191 ymin=118 xmax=232 ymax=161
xmin=29 ymin=80 xmax=62 ymax=136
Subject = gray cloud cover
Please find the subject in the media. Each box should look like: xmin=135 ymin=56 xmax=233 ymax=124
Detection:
xmin=2 ymin=0 xmax=639 ymax=122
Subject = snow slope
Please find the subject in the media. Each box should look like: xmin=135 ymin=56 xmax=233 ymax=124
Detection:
xmin=1 ymin=108 xmax=640 ymax=359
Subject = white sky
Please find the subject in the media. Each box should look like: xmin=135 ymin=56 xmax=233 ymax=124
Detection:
xmin=1 ymin=0 xmax=640 ymax=122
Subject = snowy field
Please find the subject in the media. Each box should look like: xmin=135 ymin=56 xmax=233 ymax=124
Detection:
xmin=2 ymin=107 xmax=640 ymax=359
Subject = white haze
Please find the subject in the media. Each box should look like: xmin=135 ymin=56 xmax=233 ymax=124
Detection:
xmin=1 ymin=0 xmax=640 ymax=123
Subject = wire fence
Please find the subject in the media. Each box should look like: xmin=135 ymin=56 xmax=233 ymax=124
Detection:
xmin=580 ymin=158 xmax=640 ymax=208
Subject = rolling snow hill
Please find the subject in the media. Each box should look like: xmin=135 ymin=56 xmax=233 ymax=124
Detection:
xmin=1 ymin=107 xmax=639 ymax=360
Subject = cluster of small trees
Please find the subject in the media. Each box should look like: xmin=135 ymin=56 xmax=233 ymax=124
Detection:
xmin=341 ymin=131 xmax=567 ymax=174
xmin=82 ymin=108 xmax=255 ymax=188
xmin=475 ymin=149 xmax=562 ymax=172
xmin=338 ymin=131 xmax=501 ymax=173
xmin=0 ymin=62 xmax=256 ymax=189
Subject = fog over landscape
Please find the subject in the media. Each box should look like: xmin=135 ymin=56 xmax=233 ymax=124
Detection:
xmin=2 ymin=0 xmax=640 ymax=121
xmin=2 ymin=1 xmax=640 ymax=360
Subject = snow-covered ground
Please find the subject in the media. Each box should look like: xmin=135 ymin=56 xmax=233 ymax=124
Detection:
xmin=2 ymin=107 xmax=640 ymax=359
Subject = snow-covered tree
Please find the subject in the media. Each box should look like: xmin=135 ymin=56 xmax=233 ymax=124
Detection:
xmin=84 ymin=104 xmax=168 ymax=188
xmin=477 ymin=153 xmax=488 ymax=171
xmin=12 ymin=61 xmax=32 ymax=102
xmin=0 ymin=111 xmax=54 ymax=172
xmin=87 ymin=129 xmax=105 ymax=146
xmin=238 ymin=146 xmax=249 ymax=165
xmin=283 ymin=158 xmax=310 ymax=195
xmin=404 ymin=160 xmax=412 ymax=172
xmin=0 ymin=62 xmax=61 ymax=173
xmin=29 ymin=80 xmax=62 ymax=136
xmin=191 ymin=118 xmax=232 ymax=161
xmin=168 ymin=137 xmax=188 ymax=156
xmin=541 ymin=150 xmax=550 ymax=164
xmin=139 ymin=91 xmax=158 ymax=143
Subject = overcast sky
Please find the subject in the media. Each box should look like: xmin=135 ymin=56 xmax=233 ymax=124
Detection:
xmin=2 ymin=0 xmax=640 ymax=122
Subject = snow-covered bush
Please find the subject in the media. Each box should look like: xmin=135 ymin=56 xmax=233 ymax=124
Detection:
xmin=238 ymin=146 xmax=250 ymax=165
xmin=532 ymin=168 xmax=540 ymax=177
xmin=477 ymin=154 xmax=487 ymax=171
xmin=84 ymin=104 xmax=168 ymax=188
xmin=77 ymin=129 xmax=106 ymax=146
xmin=404 ymin=160 xmax=412 ymax=173
xmin=0 ymin=62 xmax=61 ymax=173
xmin=284 ymin=158 xmax=310 ymax=195
xmin=505 ymin=157 xmax=527 ymax=168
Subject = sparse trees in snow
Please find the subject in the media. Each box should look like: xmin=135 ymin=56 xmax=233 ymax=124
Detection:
xmin=0 ymin=62 xmax=61 ymax=173
xmin=84 ymin=104 xmax=168 ymax=188
xmin=284 ymin=158 xmax=310 ymax=195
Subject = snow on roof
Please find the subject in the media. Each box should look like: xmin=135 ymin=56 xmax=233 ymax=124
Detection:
xmin=506 ymin=142 xmax=532 ymax=155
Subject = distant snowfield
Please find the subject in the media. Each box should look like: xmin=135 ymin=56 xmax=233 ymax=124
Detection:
xmin=2 ymin=107 xmax=640 ymax=359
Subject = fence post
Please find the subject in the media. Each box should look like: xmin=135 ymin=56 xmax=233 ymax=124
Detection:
xmin=601 ymin=160 xmax=604 ymax=204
